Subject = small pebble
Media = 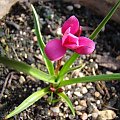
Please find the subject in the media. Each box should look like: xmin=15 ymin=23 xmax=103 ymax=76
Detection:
xmin=106 ymin=71 xmax=113 ymax=74
xmin=67 ymin=91 xmax=72 ymax=98
xmin=64 ymin=107 xmax=68 ymax=111
xmin=23 ymin=32 xmax=26 ymax=36
xmin=81 ymin=113 xmax=88 ymax=120
xmin=94 ymin=91 xmax=100 ymax=98
xmin=74 ymin=101 xmax=79 ymax=105
xmin=32 ymin=88 xmax=35 ymax=91
xmin=76 ymin=83 xmax=82 ymax=87
xmin=59 ymin=112 xmax=63 ymax=116
xmin=72 ymin=69 xmax=80 ymax=77
xmin=20 ymin=31 xmax=23 ymax=35
xmin=79 ymin=100 xmax=87 ymax=107
xmin=37 ymin=87 xmax=41 ymax=91
xmin=75 ymin=105 xmax=85 ymax=111
xmin=67 ymin=85 xmax=72 ymax=89
xmin=90 ymin=62 xmax=98 ymax=69
xmin=19 ymin=94 xmax=22 ymax=98
xmin=33 ymin=36 xmax=37 ymax=42
xmin=81 ymin=87 xmax=88 ymax=94
xmin=79 ymin=72 xmax=85 ymax=77
xmin=74 ymin=91 xmax=83 ymax=97
xmin=96 ymin=100 xmax=101 ymax=105
xmin=74 ymin=4 xmax=81 ymax=9
xmin=56 ymin=27 xmax=62 ymax=36
xmin=86 ymin=83 xmax=93 ymax=89
xmin=67 ymin=5 xmax=73 ymax=11
xmin=92 ymin=112 xmax=99 ymax=119
xmin=98 ymin=110 xmax=116 ymax=120
xmin=4 ymin=95 xmax=7 ymax=98
xmin=19 ymin=76 xmax=26 ymax=84
xmin=47 ymin=110 xmax=51 ymax=116
xmin=24 ymin=88 xmax=27 ymax=92
xmin=51 ymin=107 xmax=60 ymax=113
xmin=69 ymin=114 xmax=74 ymax=119
xmin=76 ymin=111 xmax=82 ymax=115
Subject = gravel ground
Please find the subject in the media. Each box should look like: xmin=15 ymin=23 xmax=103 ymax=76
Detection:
xmin=0 ymin=1 xmax=120 ymax=120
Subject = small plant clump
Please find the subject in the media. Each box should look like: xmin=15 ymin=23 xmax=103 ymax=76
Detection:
xmin=0 ymin=0 xmax=120 ymax=119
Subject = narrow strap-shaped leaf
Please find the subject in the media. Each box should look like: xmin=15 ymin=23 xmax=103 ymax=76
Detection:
xmin=59 ymin=73 xmax=120 ymax=87
xmin=57 ymin=92 xmax=75 ymax=116
xmin=58 ymin=0 xmax=120 ymax=78
xmin=0 ymin=56 xmax=56 ymax=84
xmin=63 ymin=63 xmax=85 ymax=75
xmin=5 ymin=87 xmax=49 ymax=119
xmin=31 ymin=4 xmax=55 ymax=75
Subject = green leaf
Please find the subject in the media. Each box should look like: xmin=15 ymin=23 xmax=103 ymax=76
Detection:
xmin=31 ymin=4 xmax=55 ymax=75
xmin=57 ymin=92 xmax=75 ymax=116
xmin=59 ymin=73 xmax=120 ymax=87
xmin=5 ymin=87 xmax=49 ymax=119
xmin=64 ymin=63 xmax=85 ymax=75
xmin=58 ymin=0 xmax=120 ymax=78
xmin=0 ymin=55 xmax=56 ymax=84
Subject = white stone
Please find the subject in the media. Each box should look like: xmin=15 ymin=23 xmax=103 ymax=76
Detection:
xmin=76 ymin=111 xmax=82 ymax=115
xmin=74 ymin=4 xmax=81 ymax=9
xmin=75 ymin=105 xmax=83 ymax=111
xmin=67 ymin=5 xmax=73 ymax=11
xmin=94 ymin=91 xmax=100 ymax=98
xmin=67 ymin=91 xmax=72 ymax=98
xmin=51 ymin=107 xmax=60 ymax=113
xmin=98 ymin=110 xmax=116 ymax=120
xmin=92 ymin=112 xmax=99 ymax=119
xmin=74 ymin=101 xmax=79 ymax=105
xmin=56 ymin=27 xmax=62 ymax=36
xmin=79 ymin=100 xmax=87 ymax=107
xmin=67 ymin=85 xmax=72 ymax=89
xmin=96 ymin=100 xmax=101 ymax=105
xmin=59 ymin=112 xmax=63 ymax=116
xmin=74 ymin=91 xmax=83 ymax=97
xmin=19 ymin=76 xmax=26 ymax=84
xmin=81 ymin=87 xmax=88 ymax=94
xmin=79 ymin=72 xmax=85 ymax=77
xmin=76 ymin=83 xmax=82 ymax=87
xmin=81 ymin=113 xmax=88 ymax=120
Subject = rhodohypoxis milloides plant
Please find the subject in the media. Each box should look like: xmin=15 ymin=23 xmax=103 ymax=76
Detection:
xmin=0 ymin=1 xmax=120 ymax=119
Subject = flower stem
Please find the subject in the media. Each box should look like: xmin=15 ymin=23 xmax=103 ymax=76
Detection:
xmin=50 ymin=92 xmax=53 ymax=104
xmin=55 ymin=59 xmax=62 ymax=75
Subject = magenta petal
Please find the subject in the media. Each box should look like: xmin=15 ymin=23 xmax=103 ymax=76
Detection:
xmin=62 ymin=29 xmax=79 ymax=49
xmin=74 ymin=37 xmax=95 ymax=54
xmin=45 ymin=39 xmax=66 ymax=61
xmin=62 ymin=15 xmax=79 ymax=35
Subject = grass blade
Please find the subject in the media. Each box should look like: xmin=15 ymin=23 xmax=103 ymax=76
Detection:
xmin=5 ymin=87 xmax=49 ymax=119
xmin=59 ymin=73 xmax=120 ymax=87
xmin=0 ymin=55 xmax=56 ymax=84
xmin=57 ymin=92 xmax=75 ymax=116
xmin=63 ymin=63 xmax=85 ymax=75
xmin=31 ymin=4 xmax=55 ymax=75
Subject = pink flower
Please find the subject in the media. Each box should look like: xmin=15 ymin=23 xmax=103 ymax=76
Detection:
xmin=45 ymin=16 xmax=95 ymax=61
